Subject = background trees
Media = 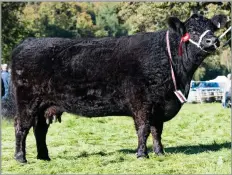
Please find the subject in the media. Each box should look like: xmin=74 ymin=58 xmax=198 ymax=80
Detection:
xmin=2 ymin=2 xmax=231 ymax=80
xmin=2 ymin=2 xmax=27 ymax=62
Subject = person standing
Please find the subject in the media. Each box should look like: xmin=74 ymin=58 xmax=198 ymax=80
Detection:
xmin=1 ymin=64 xmax=9 ymax=100
xmin=222 ymin=73 xmax=231 ymax=108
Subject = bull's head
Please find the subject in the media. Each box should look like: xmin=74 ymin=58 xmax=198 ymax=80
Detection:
xmin=168 ymin=14 xmax=227 ymax=53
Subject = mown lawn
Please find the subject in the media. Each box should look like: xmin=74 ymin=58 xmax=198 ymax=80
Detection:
xmin=1 ymin=103 xmax=231 ymax=174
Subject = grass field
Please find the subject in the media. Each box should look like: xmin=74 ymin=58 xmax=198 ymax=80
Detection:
xmin=1 ymin=103 xmax=231 ymax=174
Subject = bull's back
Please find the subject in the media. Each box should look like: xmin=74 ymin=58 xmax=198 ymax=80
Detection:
xmin=11 ymin=33 xmax=167 ymax=117
xmin=11 ymin=37 xmax=133 ymax=116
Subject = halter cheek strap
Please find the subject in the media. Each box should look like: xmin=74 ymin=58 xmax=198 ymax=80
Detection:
xmin=188 ymin=30 xmax=211 ymax=52
xmin=178 ymin=30 xmax=211 ymax=56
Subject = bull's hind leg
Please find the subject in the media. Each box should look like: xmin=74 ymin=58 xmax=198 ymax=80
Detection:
xmin=14 ymin=114 xmax=33 ymax=163
xmin=14 ymin=99 xmax=43 ymax=163
xmin=14 ymin=85 xmax=42 ymax=163
xmin=33 ymin=110 xmax=50 ymax=161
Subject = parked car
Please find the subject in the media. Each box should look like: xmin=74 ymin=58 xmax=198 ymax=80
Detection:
xmin=187 ymin=81 xmax=201 ymax=103
xmin=190 ymin=81 xmax=201 ymax=91
xmin=196 ymin=82 xmax=223 ymax=102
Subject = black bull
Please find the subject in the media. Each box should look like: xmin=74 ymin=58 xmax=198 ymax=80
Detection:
xmin=9 ymin=14 xmax=227 ymax=163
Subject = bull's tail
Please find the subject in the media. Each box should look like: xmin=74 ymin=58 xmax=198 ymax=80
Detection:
xmin=1 ymin=77 xmax=16 ymax=119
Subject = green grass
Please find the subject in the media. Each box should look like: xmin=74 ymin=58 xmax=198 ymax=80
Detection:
xmin=1 ymin=103 xmax=231 ymax=174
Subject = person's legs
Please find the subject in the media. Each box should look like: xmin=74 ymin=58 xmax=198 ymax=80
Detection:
xmin=224 ymin=92 xmax=229 ymax=107
xmin=222 ymin=91 xmax=227 ymax=108
xmin=225 ymin=91 xmax=231 ymax=108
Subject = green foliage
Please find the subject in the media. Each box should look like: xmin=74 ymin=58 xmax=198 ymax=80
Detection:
xmin=95 ymin=3 xmax=126 ymax=37
xmin=2 ymin=104 xmax=231 ymax=174
xmin=21 ymin=2 xmax=80 ymax=38
xmin=1 ymin=2 xmax=231 ymax=80
xmin=194 ymin=48 xmax=231 ymax=81
xmin=193 ymin=67 xmax=206 ymax=81
xmin=118 ymin=2 xmax=197 ymax=35
xmin=2 ymin=2 xmax=27 ymax=63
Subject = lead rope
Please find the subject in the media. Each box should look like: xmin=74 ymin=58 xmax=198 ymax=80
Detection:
xmin=219 ymin=26 xmax=231 ymax=40
xmin=219 ymin=26 xmax=231 ymax=47
xmin=166 ymin=31 xmax=177 ymax=90
xmin=166 ymin=31 xmax=187 ymax=104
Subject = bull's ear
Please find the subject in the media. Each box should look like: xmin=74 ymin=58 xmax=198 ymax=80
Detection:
xmin=168 ymin=17 xmax=186 ymax=35
xmin=211 ymin=14 xmax=227 ymax=29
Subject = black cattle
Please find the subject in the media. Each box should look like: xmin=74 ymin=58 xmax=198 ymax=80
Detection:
xmin=8 ymin=14 xmax=227 ymax=163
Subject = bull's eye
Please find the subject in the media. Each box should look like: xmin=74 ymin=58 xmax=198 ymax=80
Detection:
xmin=192 ymin=31 xmax=197 ymax=35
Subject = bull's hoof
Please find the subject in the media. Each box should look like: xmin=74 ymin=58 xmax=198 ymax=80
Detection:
xmin=136 ymin=152 xmax=149 ymax=159
xmin=154 ymin=150 xmax=165 ymax=156
xmin=37 ymin=155 xmax=51 ymax=161
xmin=15 ymin=152 xmax=27 ymax=163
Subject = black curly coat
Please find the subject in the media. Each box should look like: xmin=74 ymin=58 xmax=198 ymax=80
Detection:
xmin=9 ymin=14 xmax=227 ymax=163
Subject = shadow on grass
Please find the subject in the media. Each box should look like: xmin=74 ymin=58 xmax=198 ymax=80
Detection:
xmin=164 ymin=142 xmax=231 ymax=154
xmin=118 ymin=142 xmax=231 ymax=155
xmin=63 ymin=151 xmax=115 ymax=159
xmin=76 ymin=151 xmax=109 ymax=158
xmin=56 ymin=151 xmax=116 ymax=160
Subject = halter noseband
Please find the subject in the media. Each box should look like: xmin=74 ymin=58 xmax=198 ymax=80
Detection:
xmin=188 ymin=30 xmax=211 ymax=53
xmin=178 ymin=30 xmax=212 ymax=56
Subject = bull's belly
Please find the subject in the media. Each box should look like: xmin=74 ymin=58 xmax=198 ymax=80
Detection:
xmin=69 ymin=99 xmax=182 ymax=120
xmin=61 ymin=94 xmax=130 ymax=117
xmin=65 ymin=96 xmax=182 ymax=120
xmin=69 ymin=103 xmax=129 ymax=117
xmin=163 ymin=99 xmax=182 ymax=122
xmin=42 ymin=83 xmax=183 ymax=119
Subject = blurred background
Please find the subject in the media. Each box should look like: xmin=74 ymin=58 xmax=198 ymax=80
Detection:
xmin=1 ymin=2 xmax=231 ymax=105
xmin=1 ymin=3 xmax=231 ymax=174
xmin=2 ymin=2 xmax=231 ymax=81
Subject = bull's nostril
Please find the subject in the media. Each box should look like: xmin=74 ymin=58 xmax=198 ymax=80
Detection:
xmin=206 ymin=39 xmax=212 ymax=44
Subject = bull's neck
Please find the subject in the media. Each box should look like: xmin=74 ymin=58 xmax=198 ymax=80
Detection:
xmin=181 ymin=40 xmax=209 ymax=77
xmin=168 ymin=31 xmax=209 ymax=93
xmin=169 ymin=32 xmax=208 ymax=78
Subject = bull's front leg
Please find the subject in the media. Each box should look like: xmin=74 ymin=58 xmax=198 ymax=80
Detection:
xmin=133 ymin=109 xmax=151 ymax=158
xmin=136 ymin=123 xmax=151 ymax=158
xmin=150 ymin=118 xmax=164 ymax=155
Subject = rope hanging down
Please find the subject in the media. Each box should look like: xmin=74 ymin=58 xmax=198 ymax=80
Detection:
xmin=166 ymin=31 xmax=187 ymax=104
